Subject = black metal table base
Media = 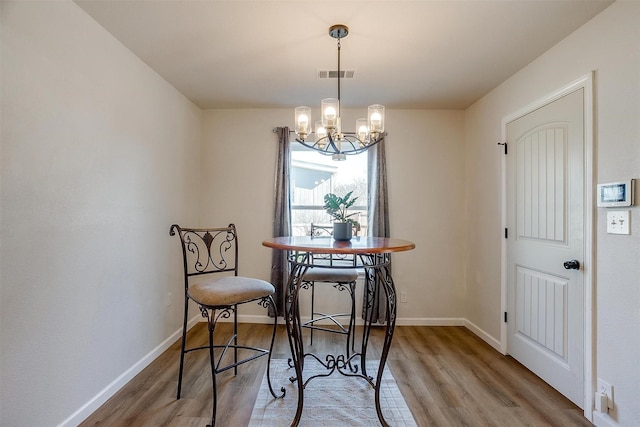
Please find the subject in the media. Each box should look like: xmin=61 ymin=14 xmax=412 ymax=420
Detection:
xmin=284 ymin=253 xmax=396 ymax=427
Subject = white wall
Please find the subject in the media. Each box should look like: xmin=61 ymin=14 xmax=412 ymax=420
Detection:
xmin=200 ymin=108 xmax=468 ymax=322
xmin=464 ymin=1 xmax=640 ymax=425
xmin=0 ymin=2 xmax=201 ymax=425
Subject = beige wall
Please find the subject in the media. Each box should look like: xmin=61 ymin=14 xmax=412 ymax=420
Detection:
xmin=200 ymin=108 xmax=467 ymax=322
xmin=464 ymin=1 xmax=640 ymax=425
xmin=3 ymin=0 xmax=639 ymax=425
xmin=0 ymin=1 xmax=201 ymax=425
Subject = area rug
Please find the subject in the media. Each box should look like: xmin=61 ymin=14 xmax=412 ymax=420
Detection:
xmin=249 ymin=359 xmax=417 ymax=426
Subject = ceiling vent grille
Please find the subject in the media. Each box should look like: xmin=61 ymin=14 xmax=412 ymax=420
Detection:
xmin=318 ymin=70 xmax=356 ymax=79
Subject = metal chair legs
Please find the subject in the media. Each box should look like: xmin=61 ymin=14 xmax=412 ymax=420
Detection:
xmin=176 ymin=297 xmax=284 ymax=427
xmin=305 ymin=280 xmax=357 ymax=358
xmin=206 ymin=312 xmax=218 ymax=427
xmin=176 ymin=294 xmax=189 ymax=400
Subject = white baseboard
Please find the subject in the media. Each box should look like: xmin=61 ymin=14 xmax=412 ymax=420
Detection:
xmin=396 ymin=317 xmax=466 ymax=326
xmin=57 ymin=314 xmax=201 ymax=427
xmin=592 ymin=412 xmax=617 ymax=427
xmin=62 ymin=315 xmax=501 ymax=426
xmin=229 ymin=315 xmax=502 ymax=352
xmin=463 ymin=318 xmax=502 ymax=352
xmin=231 ymin=315 xmax=468 ymax=326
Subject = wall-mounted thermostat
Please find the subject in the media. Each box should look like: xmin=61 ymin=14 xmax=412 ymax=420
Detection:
xmin=597 ymin=180 xmax=634 ymax=207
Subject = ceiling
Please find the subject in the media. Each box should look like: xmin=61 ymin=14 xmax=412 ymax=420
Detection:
xmin=74 ymin=0 xmax=613 ymax=110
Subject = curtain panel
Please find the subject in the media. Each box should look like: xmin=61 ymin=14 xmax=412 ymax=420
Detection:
xmin=365 ymin=139 xmax=390 ymax=324
xmin=270 ymin=127 xmax=291 ymax=316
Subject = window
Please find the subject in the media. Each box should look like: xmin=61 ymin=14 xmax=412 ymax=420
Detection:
xmin=290 ymin=144 xmax=368 ymax=237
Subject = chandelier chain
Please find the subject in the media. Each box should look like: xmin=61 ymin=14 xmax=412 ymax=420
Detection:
xmin=337 ymin=38 xmax=341 ymax=118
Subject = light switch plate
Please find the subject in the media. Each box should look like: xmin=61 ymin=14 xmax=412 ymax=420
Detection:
xmin=607 ymin=210 xmax=630 ymax=234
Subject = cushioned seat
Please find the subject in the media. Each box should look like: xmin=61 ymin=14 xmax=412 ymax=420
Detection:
xmin=303 ymin=268 xmax=358 ymax=283
xmin=188 ymin=276 xmax=275 ymax=307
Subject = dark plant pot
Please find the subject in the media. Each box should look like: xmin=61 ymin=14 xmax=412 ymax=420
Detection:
xmin=333 ymin=222 xmax=352 ymax=241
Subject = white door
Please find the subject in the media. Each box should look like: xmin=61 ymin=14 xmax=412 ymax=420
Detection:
xmin=506 ymin=88 xmax=584 ymax=407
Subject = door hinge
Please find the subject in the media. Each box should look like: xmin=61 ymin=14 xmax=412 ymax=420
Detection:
xmin=504 ymin=312 xmax=508 ymax=323
xmin=505 ymin=228 xmax=508 ymax=239
xmin=498 ymin=142 xmax=508 ymax=155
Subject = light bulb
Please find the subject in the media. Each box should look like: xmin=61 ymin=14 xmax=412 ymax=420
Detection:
xmin=368 ymin=105 xmax=385 ymax=134
xmin=297 ymin=114 xmax=309 ymax=133
xmin=358 ymin=125 xmax=368 ymax=140
xmin=294 ymin=106 xmax=312 ymax=139
xmin=356 ymin=118 xmax=369 ymax=144
xmin=325 ymin=106 xmax=337 ymax=120
xmin=370 ymin=112 xmax=382 ymax=129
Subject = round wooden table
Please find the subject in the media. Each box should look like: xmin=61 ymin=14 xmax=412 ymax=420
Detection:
xmin=263 ymin=236 xmax=415 ymax=427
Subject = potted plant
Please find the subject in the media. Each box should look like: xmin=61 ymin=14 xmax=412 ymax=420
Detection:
xmin=323 ymin=191 xmax=360 ymax=241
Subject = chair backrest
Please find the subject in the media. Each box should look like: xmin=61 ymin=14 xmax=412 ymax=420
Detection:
xmin=170 ymin=224 xmax=239 ymax=289
xmin=308 ymin=223 xmax=357 ymax=267
xmin=310 ymin=223 xmax=333 ymax=238
xmin=310 ymin=223 xmax=359 ymax=238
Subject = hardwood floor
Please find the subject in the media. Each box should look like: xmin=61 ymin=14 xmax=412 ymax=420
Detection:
xmin=80 ymin=323 xmax=591 ymax=426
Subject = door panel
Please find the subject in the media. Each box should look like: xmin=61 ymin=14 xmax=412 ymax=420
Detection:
xmin=516 ymin=125 xmax=567 ymax=243
xmin=507 ymin=88 xmax=584 ymax=407
xmin=515 ymin=266 xmax=567 ymax=361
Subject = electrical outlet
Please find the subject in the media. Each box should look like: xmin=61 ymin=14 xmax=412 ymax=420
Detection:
xmin=595 ymin=391 xmax=608 ymax=412
xmin=597 ymin=379 xmax=614 ymax=410
xmin=400 ymin=292 xmax=407 ymax=303
xmin=167 ymin=292 xmax=172 ymax=307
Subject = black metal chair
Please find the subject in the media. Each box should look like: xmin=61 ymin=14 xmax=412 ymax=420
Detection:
xmin=301 ymin=224 xmax=359 ymax=357
xmin=170 ymin=224 xmax=283 ymax=427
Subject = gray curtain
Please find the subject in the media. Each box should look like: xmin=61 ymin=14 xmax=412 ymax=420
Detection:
xmin=270 ymin=127 xmax=291 ymax=316
xmin=364 ymin=138 xmax=390 ymax=324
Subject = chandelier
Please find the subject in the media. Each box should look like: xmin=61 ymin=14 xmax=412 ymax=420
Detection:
xmin=294 ymin=25 xmax=385 ymax=160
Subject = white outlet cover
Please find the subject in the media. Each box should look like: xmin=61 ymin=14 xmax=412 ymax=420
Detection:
xmin=607 ymin=210 xmax=630 ymax=235
xmin=597 ymin=379 xmax=614 ymax=409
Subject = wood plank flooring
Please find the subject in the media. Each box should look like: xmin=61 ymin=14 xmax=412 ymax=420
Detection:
xmin=80 ymin=323 xmax=592 ymax=426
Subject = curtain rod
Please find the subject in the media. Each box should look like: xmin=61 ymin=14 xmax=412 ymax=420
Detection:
xmin=272 ymin=128 xmax=294 ymax=133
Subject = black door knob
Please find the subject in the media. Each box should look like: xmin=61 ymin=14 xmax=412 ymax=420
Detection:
xmin=563 ymin=260 xmax=580 ymax=270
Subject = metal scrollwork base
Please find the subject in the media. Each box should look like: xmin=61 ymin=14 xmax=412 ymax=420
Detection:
xmin=284 ymin=252 xmax=396 ymax=427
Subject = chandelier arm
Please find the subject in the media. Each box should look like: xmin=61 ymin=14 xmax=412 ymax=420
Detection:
xmin=296 ymin=139 xmax=330 ymax=154
xmin=327 ymin=133 xmax=340 ymax=153
xmin=294 ymin=134 xmax=385 ymax=155
xmin=338 ymin=135 xmax=384 ymax=155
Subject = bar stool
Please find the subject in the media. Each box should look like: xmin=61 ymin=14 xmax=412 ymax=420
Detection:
xmin=300 ymin=224 xmax=358 ymax=358
xmin=170 ymin=224 xmax=283 ymax=427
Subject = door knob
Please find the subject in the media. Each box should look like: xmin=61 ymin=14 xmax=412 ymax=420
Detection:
xmin=563 ymin=259 xmax=580 ymax=270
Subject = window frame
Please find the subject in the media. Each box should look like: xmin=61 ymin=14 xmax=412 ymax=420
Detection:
xmin=289 ymin=144 xmax=369 ymax=237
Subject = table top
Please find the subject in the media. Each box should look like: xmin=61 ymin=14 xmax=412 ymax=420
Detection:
xmin=262 ymin=236 xmax=415 ymax=255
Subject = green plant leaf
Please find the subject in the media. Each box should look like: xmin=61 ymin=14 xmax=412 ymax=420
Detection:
xmin=323 ymin=191 xmax=359 ymax=226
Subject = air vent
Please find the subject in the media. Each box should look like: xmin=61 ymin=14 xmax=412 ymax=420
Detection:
xmin=317 ymin=70 xmax=356 ymax=79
